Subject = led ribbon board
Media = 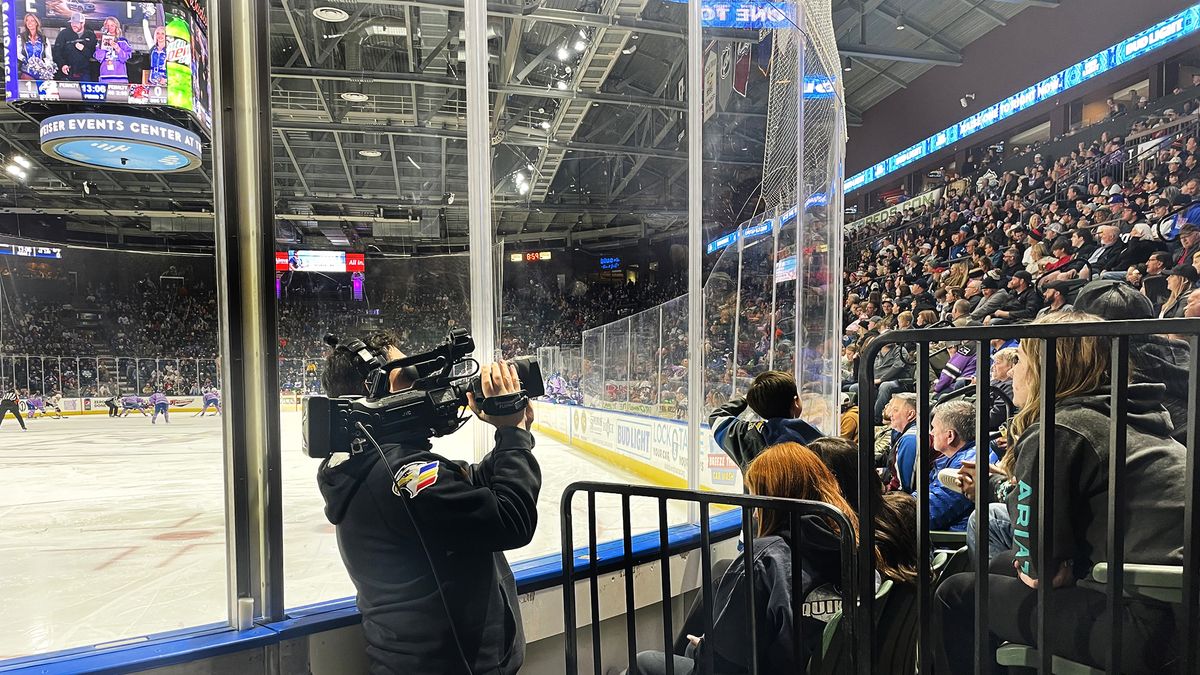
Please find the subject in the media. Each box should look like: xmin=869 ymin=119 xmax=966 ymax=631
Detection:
xmin=40 ymin=113 xmax=201 ymax=172
xmin=845 ymin=4 xmax=1200 ymax=194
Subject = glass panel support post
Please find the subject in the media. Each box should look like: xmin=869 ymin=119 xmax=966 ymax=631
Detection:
xmin=686 ymin=0 xmax=703 ymax=518
xmin=465 ymin=0 xmax=496 ymax=462
xmin=211 ymin=0 xmax=285 ymax=625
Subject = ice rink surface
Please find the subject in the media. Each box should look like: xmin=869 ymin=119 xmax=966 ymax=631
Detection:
xmin=0 ymin=409 xmax=687 ymax=659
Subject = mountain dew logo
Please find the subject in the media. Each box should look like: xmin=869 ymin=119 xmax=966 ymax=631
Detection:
xmin=165 ymin=38 xmax=190 ymax=62
xmin=164 ymin=16 xmax=192 ymax=109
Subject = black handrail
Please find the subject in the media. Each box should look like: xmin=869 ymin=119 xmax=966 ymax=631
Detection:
xmin=857 ymin=317 xmax=1200 ymax=675
xmin=560 ymin=481 xmax=858 ymax=675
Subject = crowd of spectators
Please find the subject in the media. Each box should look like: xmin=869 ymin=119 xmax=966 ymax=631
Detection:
xmin=832 ymin=84 xmax=1199 ymax=673
xmin=842 ymin=101 xmax=1200 ymax=422
xmin=1 ymin=262 xmax=685 ymax=400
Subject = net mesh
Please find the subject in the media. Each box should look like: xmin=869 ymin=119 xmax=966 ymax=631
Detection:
xmin=762 ymin=0 xmax=846 ymax=213
xmin=577 ymin=6 xmax=847 ymax=435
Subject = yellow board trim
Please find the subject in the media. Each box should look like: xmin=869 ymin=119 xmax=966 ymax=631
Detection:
xmin=533 ymin=422 xmax=687 ymax=489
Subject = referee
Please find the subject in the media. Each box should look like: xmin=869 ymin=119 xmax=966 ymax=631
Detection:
xmin=1 ymin=386 xmax=27 ymax=431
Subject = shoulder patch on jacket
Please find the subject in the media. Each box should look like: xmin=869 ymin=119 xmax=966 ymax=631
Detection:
xmin=392 ymin=460 xmax=440 ymax=498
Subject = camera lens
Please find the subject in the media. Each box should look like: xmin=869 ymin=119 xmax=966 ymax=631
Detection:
xmin=468 ymin=356 xmax=545 ymax=399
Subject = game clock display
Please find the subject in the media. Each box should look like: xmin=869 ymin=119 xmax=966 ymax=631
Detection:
xmin=3 ymin=0 xmax=212 ymax=131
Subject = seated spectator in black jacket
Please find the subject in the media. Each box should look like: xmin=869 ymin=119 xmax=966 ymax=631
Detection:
xmin=1111 ymin=222 xmax=1166 ymax=272
xmin=867 ymin=339 xmax=913 ymax=423
xmin=709 ymin=370 xmax=823 ymax=471
xmin=934 ymin=312 xmax=1187 ymax=674
xmin=631 ymin=443 xmax=855 ymax=675
xmin=985 ymin=271 xmax=1041 ymax=324
xmin=1074 ymin=279 xmax=1191 ymax=443
xmin=998 ymin=246 xmax=1023 ymax=279
xmin=1083 ymin=224 xmax=1126 ymax=276
xmin=1141 ymin=250 xmax=1173 ymax=307
xmin=908 ymin=277 xmax=936 ymax=313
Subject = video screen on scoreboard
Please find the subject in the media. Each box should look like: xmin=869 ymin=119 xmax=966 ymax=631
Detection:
xmin=276 ymin=251 xmax=366 ymax=273
xmin=3 ymin=0 xmax=212 ymax=130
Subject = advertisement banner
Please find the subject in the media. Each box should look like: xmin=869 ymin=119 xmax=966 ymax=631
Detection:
xmin=846 ymin=186 xmax=944 ymax=233
xmin=548 ymin=403 xmax=738 ymax=490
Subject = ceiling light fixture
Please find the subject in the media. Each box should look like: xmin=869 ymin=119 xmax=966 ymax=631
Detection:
xmin=406 ymin=155 xmax=421 ymax=170
xmin=843 ymin=57 xmax=852 ymax=72
xmin=540 ymin=120 xmax=551 ymax=130
xmin=574 ymin=40 xmax=587 ymax=52
xmin=12 ymin=156 xmax=31 ymax=169
xmin=312 ymin=6 xmax=350 ymax=22
xmin=518 ymin=183 xmax=530 ymax=195
xmin=622 ymin=45 xmax=638 ymax=55
xmin=556 ymin=81 xmax=569 ymax=91
xmin=896 ymin=13 xmax=906 ymax=30
xmin=341 ymin=91 xmax=369 ymax=103
xmin=6 ymin=165 xmax=27 ymax=180
xmin=358 ymin=149 xmax=382 ymax=158
xmin=557 ymin=46 xmax=570 ymax=61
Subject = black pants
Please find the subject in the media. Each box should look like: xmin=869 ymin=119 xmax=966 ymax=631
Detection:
xmin=934 ymin=555 xmax=1180 ymax=674
xmin=0 ymin=401 xmax=26 ymax=429
xmin=106 ymin=401 xmax=119 ymax=417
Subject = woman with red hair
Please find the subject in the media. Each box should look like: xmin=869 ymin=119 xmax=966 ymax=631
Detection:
xmin=631 ymin=442 xmax=854 ymax=675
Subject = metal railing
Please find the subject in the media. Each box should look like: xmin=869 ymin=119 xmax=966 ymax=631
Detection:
xmin=859 ymin=318 xmax=1200 ymax=674
xmin=561 ymin=482 xmax=857 ymax=675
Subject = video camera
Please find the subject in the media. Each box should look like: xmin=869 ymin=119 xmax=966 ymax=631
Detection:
xmin=303 ymin=328 xmax=544 ymax=458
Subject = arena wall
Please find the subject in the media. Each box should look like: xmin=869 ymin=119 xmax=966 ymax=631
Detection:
xmin=531 ymin=402 xmax=741 ymax=492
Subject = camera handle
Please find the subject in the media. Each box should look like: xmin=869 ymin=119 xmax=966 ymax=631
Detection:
xmin=477 ymin=390 xmax=529 ymax=417
xmin=356 ymin=422 xmax=477 ymax=675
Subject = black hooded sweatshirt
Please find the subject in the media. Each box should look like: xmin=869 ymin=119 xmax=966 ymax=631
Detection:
xmin=1009 ymin=383 xmax=1186 ymax=582
xmin=318 ymin=427 xmax=541 ymax=675
xmin=696 ymin=516 xmax=846 ymax=674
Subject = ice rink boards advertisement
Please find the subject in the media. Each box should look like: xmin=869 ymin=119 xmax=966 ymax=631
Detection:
xmin=4 ymin=0 xmax=212 ymax=129
xmin=534 ymin=402 xmax=741 ymax=492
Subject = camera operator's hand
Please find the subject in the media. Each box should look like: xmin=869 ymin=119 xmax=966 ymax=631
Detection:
xmin=468 ymin=361 xmax=535 ymax=431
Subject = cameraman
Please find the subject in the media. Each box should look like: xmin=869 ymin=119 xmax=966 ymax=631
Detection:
xmin=318 ymin=333 xmax=541 ymax=675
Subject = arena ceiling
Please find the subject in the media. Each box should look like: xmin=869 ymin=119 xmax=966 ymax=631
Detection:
xmin=0 ymin=0 xmax=1055 ymax=253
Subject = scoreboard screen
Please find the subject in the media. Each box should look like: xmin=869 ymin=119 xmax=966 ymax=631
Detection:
xmin=4 ymin=0 xmax=214 ymax=131
xmin=508 ymin=251 xmax=553 ymax=262
xmin=276 ymin=250 xmax=365 ymax=273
